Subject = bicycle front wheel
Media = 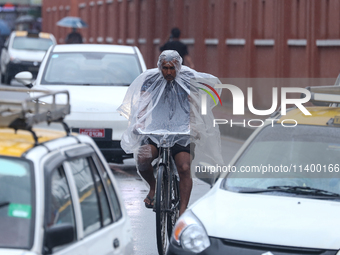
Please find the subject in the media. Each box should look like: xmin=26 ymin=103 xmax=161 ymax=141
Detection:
xmin=167 ymin=172 xmax=180 ymax=238
xmin=156 ymin=164 xmax=170 ymax=255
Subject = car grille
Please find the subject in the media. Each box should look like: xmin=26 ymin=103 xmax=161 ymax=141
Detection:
xmin=94 ymin=140 xmax=121 ymax=149
xmin=9 ymin=61 xmax=40 ymax=76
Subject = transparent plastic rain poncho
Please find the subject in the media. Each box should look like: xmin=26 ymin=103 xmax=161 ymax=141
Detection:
xmin=117 ymin=50 xmax=224 ymax=169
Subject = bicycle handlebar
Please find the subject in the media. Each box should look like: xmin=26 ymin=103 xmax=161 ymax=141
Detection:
xmin=136 ymin=128 xmax=190 ymax=136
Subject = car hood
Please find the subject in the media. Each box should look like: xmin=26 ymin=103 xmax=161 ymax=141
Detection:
xmin=10 ymin=49 xmax=46 ymax=62
xmin=191 ymin=187 xmax=340 ymax=250
xmin=32 ymin=85 xmax=128 ymax=113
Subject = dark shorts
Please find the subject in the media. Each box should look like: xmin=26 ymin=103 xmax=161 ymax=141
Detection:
xmin=142 ymin=138 xmax=195 ymax=159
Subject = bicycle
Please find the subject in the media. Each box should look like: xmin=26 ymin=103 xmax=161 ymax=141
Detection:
xmin=137 ymin=128 xmax=190 ymax=255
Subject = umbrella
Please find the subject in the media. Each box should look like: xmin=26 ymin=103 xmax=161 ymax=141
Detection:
xmin=57 ymin=16 xmax=88 ymax=29
xmin=0 ymin=20 xmax=10 ymax=35
xmin=15 ymin=15 xmax=35 ymax=24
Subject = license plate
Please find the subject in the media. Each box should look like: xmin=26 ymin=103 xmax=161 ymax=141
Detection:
xmin=79 ymin=128 xmax=105 ymax=138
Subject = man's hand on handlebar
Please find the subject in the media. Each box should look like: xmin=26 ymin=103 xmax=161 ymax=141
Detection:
xmin=133 ymin=123 xmax=145 ymax=135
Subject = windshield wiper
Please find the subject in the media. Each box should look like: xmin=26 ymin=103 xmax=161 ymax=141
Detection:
xmin=239 ymin=185 xmax=340 ymax=197
xmin=267 ymin=186 xmax=340 ymax=197
xmin=106 ymin=83 xmax=130 ymax=86
xmin=0 ymin=201 xmax=10 ymax=208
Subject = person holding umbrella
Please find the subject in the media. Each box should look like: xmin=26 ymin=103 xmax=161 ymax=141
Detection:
xmin=57 ymin=16 xmax=87 ymax=44
xmin=65 ymin=27 xmax=83 ymax=44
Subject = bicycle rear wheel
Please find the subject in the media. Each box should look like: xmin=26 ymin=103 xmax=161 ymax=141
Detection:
xmin=156 ymin=164 xmax=170 ymax=255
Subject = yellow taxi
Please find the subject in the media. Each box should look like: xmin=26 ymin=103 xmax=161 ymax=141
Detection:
xmin=0 ymin=88 xmax=133 ymax=255
xmin=167 ymin=85 xmax=340 ymax=254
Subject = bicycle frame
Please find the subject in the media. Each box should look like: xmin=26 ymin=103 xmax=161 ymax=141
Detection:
xmin=137 ymin=128 xmax=186 ymax=255
xmin=154 ymin=143 xmax=179 ymax=255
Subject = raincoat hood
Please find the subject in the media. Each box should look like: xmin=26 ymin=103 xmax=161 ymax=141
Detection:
xmin=157 ymin=50 xmax=182 ymax=73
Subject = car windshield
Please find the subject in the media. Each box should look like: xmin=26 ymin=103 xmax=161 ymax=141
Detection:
xmin=41 ymin=52 xmax=142 ymax=86
xmin=12 ymin=36 xmax=53 ymax=51
xmin=0 ymin=157 xmax=34 ymax=249
xmin=223 ymin=125 xmax=340 ymax=198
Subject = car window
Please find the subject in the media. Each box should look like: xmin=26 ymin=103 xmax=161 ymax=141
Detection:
xmin=68 ymin=157 xmax=101 ymax=236
xmin=93 ymin=155 xmax=122 ymax=221
xmin=0 ymin=157 xmax=34 ymax=249
xmin=46 ymin=166 xmax=76 ymax=235
xmin=224 ymin=125 xmax=340 ymax=195
xmin=88 ymin=157 xmax=112 ymax=226
xmin=42 ymin=52 xmax=141 ymax=85
xmin=12 ymin=36 xmax=53 ymax=51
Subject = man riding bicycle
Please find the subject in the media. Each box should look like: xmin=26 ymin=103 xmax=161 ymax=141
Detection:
xmin=118 ymin=50 xmax=223 ymax=216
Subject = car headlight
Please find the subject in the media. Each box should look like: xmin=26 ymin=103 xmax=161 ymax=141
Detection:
xmin=172 ymin=210 xmax=210 ymax=253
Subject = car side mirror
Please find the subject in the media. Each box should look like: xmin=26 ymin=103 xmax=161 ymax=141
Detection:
xmin=44 ymin=223 xmax=74 ymax=254
xmin=14 ymin=71 xmax=33 ymax=88
xmin=195 ymin=162 xmax=220 ymax=188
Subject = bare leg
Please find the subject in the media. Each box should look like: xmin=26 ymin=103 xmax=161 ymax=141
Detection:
xmin=137 ymin=144 xmax=158 ymax=206
xmin=174 ymin=152 xmax=193 ymax=216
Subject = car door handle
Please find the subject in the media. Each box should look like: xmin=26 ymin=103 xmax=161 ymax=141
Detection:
xmin=113 ymin=238 xmax=119 ymax=249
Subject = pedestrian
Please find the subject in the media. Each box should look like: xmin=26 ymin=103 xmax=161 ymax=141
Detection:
xmin=65 ymin=28 xmax=83 ymax=44
xmin=117 ymin=50 xmax=223 ymax=216
xmin=160 ymin=27 xmax=195 ymax=69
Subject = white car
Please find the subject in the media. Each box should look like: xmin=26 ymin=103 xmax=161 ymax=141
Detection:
xmin=0 ymin=30 xmax=56 ymax=84
xmin=0 ymin=88 xmax=133 ymax=255
xmin=16 ymin=44 xmax=147 ymax=163
xmin=167 ymin=86 xmax=340 ymax=254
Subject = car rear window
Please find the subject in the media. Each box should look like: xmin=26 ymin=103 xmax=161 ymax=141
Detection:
xmin=0 ymin=157 xmax=34 ymax=249
xmin=42 ymin=52 xmax=142 ymax=86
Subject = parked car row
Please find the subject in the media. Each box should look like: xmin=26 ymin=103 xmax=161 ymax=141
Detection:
xmin=0 ymin=41 xmax=148 ymax=254
xmin=0 ymin=31 xmax=147 ymax=164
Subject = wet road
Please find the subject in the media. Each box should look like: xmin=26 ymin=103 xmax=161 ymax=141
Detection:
xmin=109 ymin=136 xmax=244 ymax=255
